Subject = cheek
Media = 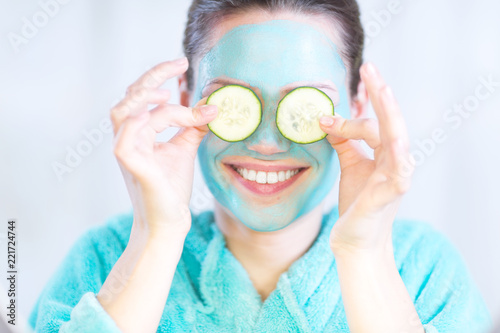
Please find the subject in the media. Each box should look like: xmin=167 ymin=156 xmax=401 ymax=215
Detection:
xmin=310 ymin=143 xmax=336 ymax=179
xmin=309 ymin=140 xmax=335 ymax=163
xmin=198 ymin=134 xmax=231 ymax=179
xmin=198 ymin=136 xmax=217 ymax=177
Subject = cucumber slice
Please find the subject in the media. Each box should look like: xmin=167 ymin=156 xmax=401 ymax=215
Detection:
xmin=206 ymin=84 xmax=262 ymax=142
xmin=276 ymin=87 xmax=334 ymax=144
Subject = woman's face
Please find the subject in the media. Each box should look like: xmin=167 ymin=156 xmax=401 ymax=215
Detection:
xmin=191 ymin=13 xmax=351 ymax=232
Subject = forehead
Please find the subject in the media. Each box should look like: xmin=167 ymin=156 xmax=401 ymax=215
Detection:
xmin=196 ymin=18 xmax=347 ymax=93
xmin=208 ymin=10 xmax=343 ymax=52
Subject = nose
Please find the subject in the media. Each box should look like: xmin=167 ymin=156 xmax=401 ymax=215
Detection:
xmin=245 ymin=101 xmax=290 ymax=156
xmin=246 ymin=140 xmax=287 ymax=155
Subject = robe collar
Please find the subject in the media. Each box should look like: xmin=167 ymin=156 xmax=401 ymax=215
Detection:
xmin=190 ymin=206 xmax=341 ymax=331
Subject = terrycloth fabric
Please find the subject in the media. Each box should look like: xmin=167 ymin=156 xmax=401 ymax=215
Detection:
xmin=29 ymin=206 xmax=492 ymax=332
xmin=59 ymin=292 xmax=121 ymax=332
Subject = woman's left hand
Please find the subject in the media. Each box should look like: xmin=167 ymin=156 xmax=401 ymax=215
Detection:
xmin=319 ymin=63 xmax=424 ymax=333
xmin=319 ymin=62 xmax=415 ymax=255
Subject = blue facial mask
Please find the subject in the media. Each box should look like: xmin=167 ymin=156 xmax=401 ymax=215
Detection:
xmin=194 ymin=20 xmax=349 ymax=231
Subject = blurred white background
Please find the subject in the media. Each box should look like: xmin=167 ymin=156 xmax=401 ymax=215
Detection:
xmin=1 ymin=0 xmax=499 ymax=329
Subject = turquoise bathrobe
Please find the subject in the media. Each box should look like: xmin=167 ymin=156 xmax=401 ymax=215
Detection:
xmin=29 ymin=206 xmax=492 ymax=332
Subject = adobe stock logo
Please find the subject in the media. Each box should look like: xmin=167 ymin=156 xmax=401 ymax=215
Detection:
xmin=7 ymin=0 xmax=73 ymax=53
xmin=410 ymin=75 xmax=498 ymax=169
xmin=363 ymin=0 xmax=403 ymax=46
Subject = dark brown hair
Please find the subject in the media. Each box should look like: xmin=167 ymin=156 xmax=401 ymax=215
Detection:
xmin=183 ymin=0 xmax=364 ymax=97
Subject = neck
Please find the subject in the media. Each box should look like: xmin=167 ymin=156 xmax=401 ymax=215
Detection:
xmin=214 ymin=202 xmax=325 ymax=300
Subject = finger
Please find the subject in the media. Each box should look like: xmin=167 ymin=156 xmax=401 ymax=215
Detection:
xmin=113 ymin=112 xmax=152 ymax=174
xmin=148 ymin=103 xmax=218 ymax=133
xmin=320 ymin=115 xmax=380 ymax=149
xmin=111 ymin=57 xmax=188 ymax=134
xmin=371 ymin=149 xmax=414 ymax=207
xmin=360 ymin=63 xmax=385 ymax=122
xmin=360 ymin=63 xmax=409 ymax=149
xmin=120 ymin=89 xmax=172 ymax=109
xmin=161 ymin=126 xmax=210 ymax=160
xmin=371 ymin=84 xmax=411 ymax=174
xmin=131 ymin=57 xmax=188 ymax=91
xmin=319 ymin=115 xmax=371 ymax=170
xmin=164 ymin=98 xmax=214 ymax=158
xmin=379 ymin=85 xmax=410 ymax=149
xmin=111 ymin=89 xmax=172 ymax=133
xmin=366 ymin=141 xmax=415 ymax=208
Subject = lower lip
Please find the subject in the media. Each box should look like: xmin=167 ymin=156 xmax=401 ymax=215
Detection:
xmin=223 ymin=164 xmax=309 ymax=196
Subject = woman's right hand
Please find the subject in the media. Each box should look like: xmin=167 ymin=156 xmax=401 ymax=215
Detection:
xmin=96 ymin=58 xmax=217 ymax=333
xmin=110 ymin=57 xmax=218 ymax=237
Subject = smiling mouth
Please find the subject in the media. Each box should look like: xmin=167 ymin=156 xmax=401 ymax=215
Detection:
xmin=223 ymin=163 xmax=310 ymax=196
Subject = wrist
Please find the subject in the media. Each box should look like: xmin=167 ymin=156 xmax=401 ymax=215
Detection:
xmin=133 ymin=212 xmax=190 ymax=235
xmin=332 ymin=242 xmax=395 ymax=269
xmin=129 ymin=219 xmax=189 ymax=251
xmin=330 ymin=226 xmax=395 ymax=261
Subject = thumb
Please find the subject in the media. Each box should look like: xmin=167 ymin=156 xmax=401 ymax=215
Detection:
xmin=169 ymin=97 xmax=212 ymax=158
xmin=320 ymin=115 xmax=370 ymax=170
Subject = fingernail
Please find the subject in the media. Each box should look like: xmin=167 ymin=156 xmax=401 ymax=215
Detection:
xmin=320 ymin=116 xmax=334 ymax=126
xmin=201 ymin=105 xmax=217 ymax=116
xmin=174 ymin=57 xmax=188 ymax=66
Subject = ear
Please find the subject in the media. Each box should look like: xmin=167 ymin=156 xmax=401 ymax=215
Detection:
xmin=178 ymin=72 xmax=191 ymax=107
xmin=350 ymin=79 xmax=369 ymax=119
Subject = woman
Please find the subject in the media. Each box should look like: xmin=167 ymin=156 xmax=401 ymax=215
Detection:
xmin=29 ymin=0 xmax=492 ymax=332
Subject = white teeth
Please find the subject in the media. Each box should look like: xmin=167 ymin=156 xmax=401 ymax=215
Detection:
xmin=234 ymin=166 xmax=302 ymax=184
xmin=247 ymin=169 xmax=256 ymax=181
xmin=278 ymin=171 xmax=285 ymax=182
xmin=267 ymin=172 xmax=278 ymax=184
xmin=256 ymin=171 xmax=267 ymax=184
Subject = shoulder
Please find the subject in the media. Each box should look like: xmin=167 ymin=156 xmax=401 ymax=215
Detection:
xmin=71 ymin=208 xmax=214 ymax=260
xmin=391 ymin=220 xmax=492 ymax=331
xmin=390 ymin=218 xmax=474 ymax=300
xmin=76 ymin=210 xmax=134 ymax=254
xmin=182 ymin=209 xmax=217 ymax=264
xmin=186 ymin=209 xmax=216 ymax=242
xmin=391 ymin=218 xmax=462 ymax=267
xmin=96 ymin=210 xmax=134 ymax=248
xmin=55 ymin=210 xmax=135 ymax=278
xmin=75 ymin=208 xmax=216 ymax=264
xmin=28 ymin=211 xmax=135 ymax=329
